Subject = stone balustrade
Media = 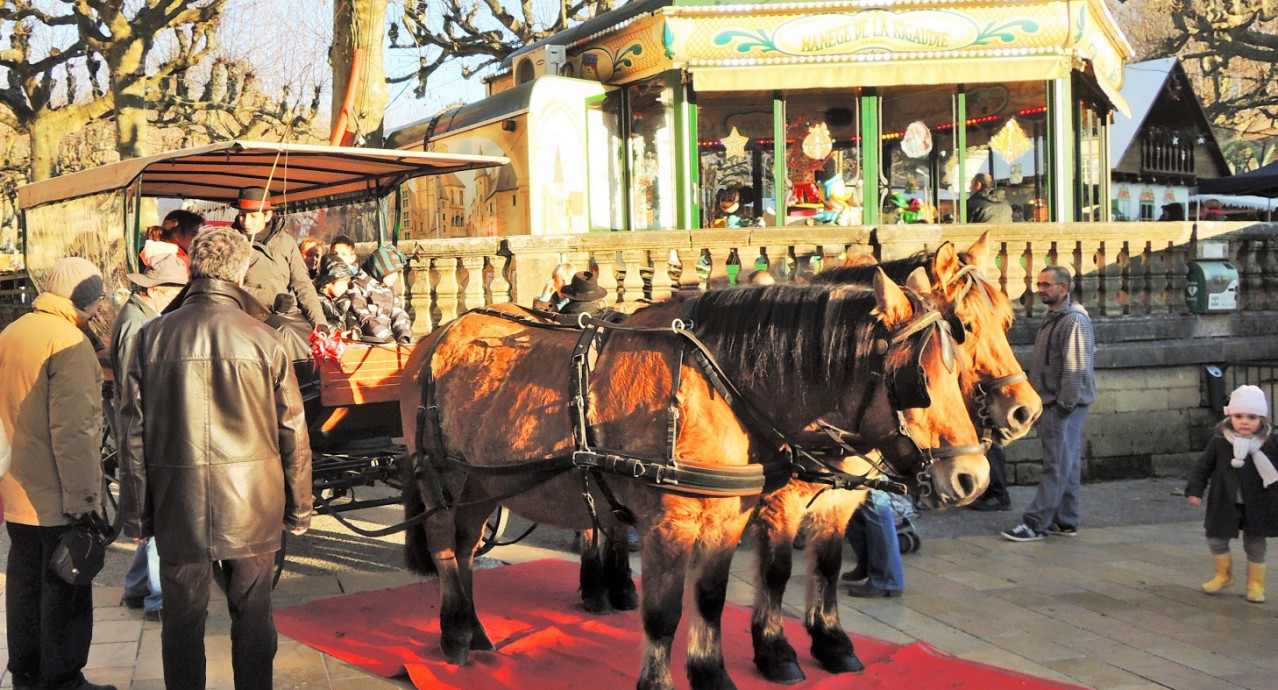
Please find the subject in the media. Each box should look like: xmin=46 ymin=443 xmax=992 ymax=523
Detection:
xmin=394 ymin=221 xmax=1277 ymax=333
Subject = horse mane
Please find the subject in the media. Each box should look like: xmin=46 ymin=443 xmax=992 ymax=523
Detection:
xmin=815 ymin=249 xmax=1014 ymax=329
xmin=681 ymin=284 xmax=880 ymax=400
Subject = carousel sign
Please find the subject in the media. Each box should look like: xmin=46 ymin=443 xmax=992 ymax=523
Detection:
xmin=771 ymin=11 xmax=979 ymax=55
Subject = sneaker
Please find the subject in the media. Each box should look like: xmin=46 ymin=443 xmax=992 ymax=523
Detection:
xmin=1001 ymin=523 xmax=1044 ymax=542
xmin=969 ymin=495 xmax=1012 ymax=512
xmin=1046 ymin=523 xmax=1078 ymax=537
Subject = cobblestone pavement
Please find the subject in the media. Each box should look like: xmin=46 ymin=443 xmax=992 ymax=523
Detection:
xmin=2 ymin=477 xmax=1275 ymax=689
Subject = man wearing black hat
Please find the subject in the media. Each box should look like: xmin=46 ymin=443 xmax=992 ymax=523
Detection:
xmin=556 ymin=271 xmax=608 ymax=316
xmin=232 ymin=186 xmax=326 ymax=330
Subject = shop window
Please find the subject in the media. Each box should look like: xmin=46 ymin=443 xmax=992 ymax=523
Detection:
xmin=696 ymin=90 xmax=773 ymax=227
xmin=880 ymin=85 xmax=956 ymax=224
xmin=783 ymin=91 xmax=862 ymax=226
xmin=961 ymin=82 xmax=1049 ymax=222
xmin=628 ymin=77 xmax=677 ymax=230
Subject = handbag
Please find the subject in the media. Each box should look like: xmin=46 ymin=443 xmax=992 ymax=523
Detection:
xmin=49 ymin=511 xmax=115 ymax=586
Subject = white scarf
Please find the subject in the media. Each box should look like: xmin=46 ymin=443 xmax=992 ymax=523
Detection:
xmin=1225 ymin=430 xmax=1278 ymax=488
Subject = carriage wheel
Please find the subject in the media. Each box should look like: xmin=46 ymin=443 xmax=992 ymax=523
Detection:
xmin=474 ymin=506 xmax=510 ymax=557
xmin=910 ymin=534 xmax=922 ymax=553
xmin=898 ymin=532 xmax=918 ymax=555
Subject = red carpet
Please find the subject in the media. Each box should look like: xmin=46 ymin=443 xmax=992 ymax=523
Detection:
xmin=277 ymin=559 xmax=1084 ymax=689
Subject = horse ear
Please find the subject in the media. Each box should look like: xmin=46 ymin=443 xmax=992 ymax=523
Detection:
xmin=963 ymin=230 xmax=991 ymax=268
xmin=932 ymin=242 xmax=959 ymax=291
xmin=905 ymin=266 xmax=932 ymax=294
xmin=874 ymin=269 xmax=914 ymax=328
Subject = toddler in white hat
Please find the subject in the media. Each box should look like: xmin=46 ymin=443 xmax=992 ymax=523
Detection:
xmin=1185 ymin=385 xmax=1278 ymax=603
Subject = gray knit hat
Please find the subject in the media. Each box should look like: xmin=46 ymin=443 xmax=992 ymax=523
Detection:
xmin=44 ymin=257 xmax=104 ymax=310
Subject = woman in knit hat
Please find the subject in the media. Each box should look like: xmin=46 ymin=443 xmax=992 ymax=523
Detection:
xmin=1186 ymin=385 xmax=1278 ymax=603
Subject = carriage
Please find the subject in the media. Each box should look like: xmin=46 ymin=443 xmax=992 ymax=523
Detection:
xmin=10 ymin=141 xmax=509 ymax=545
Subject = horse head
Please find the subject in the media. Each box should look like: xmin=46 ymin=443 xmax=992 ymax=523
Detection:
xmin=932 ymin=232 xmax=1043 ymax=444
xmin=849 ymin=270 xmax=989 ymax=508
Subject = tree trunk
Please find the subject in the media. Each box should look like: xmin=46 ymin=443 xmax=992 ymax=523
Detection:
xmin=111 ymin=37 xmax=151 ymax=159
xmin=28 ymin=117 xmax=61 ymax=182
xmin=330 ymin=0 xmax=388 ymax=147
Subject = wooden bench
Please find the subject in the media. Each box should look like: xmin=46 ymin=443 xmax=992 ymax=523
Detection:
xmin=317 ymin=342 xmax=410 ymax=407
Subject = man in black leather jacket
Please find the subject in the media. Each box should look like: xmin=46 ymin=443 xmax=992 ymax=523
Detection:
xmin=117 ymin=226 xmax=313 ymax=690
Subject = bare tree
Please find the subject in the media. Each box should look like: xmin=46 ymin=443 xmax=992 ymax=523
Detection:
xmin=1111 ymin=0 xmax=1278 ymax=169
xmin=389 ymin=0 xmax=626 ymax=98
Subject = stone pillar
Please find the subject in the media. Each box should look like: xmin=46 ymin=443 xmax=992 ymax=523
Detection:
xmin=875 ymin=225 xmax=942 ymax=262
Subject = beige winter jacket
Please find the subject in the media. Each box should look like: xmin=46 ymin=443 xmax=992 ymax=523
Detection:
xmin=0 ymin=292 xmax=104 ymax=525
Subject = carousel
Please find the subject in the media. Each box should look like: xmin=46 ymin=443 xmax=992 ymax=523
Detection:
xmin=390 ymin=0 xmax=1133 ymax=237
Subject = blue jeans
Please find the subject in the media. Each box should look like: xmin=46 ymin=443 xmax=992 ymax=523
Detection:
xmin=1022 ymin=403 xmax=1090 ymax=532
xmin=846 ymin=489 xmax=905 ymax=591
xmin=124 ymin=538 xmax=162 ymax=612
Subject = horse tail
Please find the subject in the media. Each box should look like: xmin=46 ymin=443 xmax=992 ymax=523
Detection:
xmin=403 ymin=466 xmax=439 ymax=576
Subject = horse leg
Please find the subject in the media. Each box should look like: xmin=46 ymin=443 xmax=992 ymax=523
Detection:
xmin=804 ymin=521 xmax=863 ymax=674
xmin=579 ymin=527 xmax=612 ymax=614
xmin=605 ymin=525 xmax=639 ymax=611
xmin=456 ymin=502 xmax=496 ymax=652
xmin=637 ymin=527 xmax=690 ymax=690
xmin=685 ymin=516 xmax=750 ymax=690
xmin=750 ymin=500 xmax=805 ymax=684
xmin=404 ymin=477 xmax=476 ymax=664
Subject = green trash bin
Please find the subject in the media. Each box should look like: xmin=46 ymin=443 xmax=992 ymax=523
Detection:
xmin=1186 ymin=260 xmax=1239 ymax=313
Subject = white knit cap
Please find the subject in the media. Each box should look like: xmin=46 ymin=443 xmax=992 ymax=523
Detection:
xmin=43 ymin=257 xmax=104 ymax=310
xmin=1225 ymin=385 xmax=1269 ymax=418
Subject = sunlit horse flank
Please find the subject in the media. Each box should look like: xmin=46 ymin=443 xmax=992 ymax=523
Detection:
xmin=742 ymin=232 xmax=1043 ymax=684
xmin=400 ymin=271 xmax=985 ymax=690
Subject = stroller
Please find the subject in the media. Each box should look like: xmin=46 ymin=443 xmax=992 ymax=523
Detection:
xmin=888 ymin=492 xmax=922 ymax=554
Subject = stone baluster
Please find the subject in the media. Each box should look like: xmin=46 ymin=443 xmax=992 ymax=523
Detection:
xmin=1169 ymin=242 xmax=1192 ymax=315
xmin=1014 ymin=242 xmax=1034 ymax=319
xmin=1114 ymin=242 xmax=1131 ymax=315
xmin=1263 ymin=239 xmax=1278 ymax=311
xmin=403 ymin=255 xmax=435 ymax=334
xmin=593 ymin=251 xmax=621 ymax=304
xmin=459 ymin=255 xmax=486 ymax=312
xmin=672 ymin=248 xmax=703 ymax=291
xmin=705 ymin=246 xmax=733 ymax=287
xmin=489 ymin=254 xmax=512 ymax=305
xmin=1239 ymin=240 xmax=1263 ymax=311
xmin=619 ymin=249 xmax=648 ymax=303
xmin=1069 ymin=240 xmax=1096 ymax=314
xmin=1130 ymin=242 xmax=1151 ymax=316
xmin=1157 ymin=241 xmax=1180 ymax=313
xmin=649 ymin=249 xmax=675 ymax=301
xmin=1092 ymin=241 xmax=1111 ymax=316
xmin=434 ymin=256 xmax=461 ymax=326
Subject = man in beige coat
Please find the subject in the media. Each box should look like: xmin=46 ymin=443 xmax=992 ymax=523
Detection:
xmin=0 ymin=257 xmax=116 ymax=690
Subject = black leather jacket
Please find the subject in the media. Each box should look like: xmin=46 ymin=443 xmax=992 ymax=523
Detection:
xmin=117 ymin=278 xmax=313 ymax=563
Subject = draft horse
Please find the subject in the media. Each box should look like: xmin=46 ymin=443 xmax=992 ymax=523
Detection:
xmin=743 ymin=233 xmax=1044 ymax=683
xmin=400 ymin=271 xmax=987 ymax=690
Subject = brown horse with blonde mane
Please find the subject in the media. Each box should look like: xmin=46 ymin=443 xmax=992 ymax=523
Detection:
xmin=739 ymin=232 xmax=1043 ymax=683
xmin=400 ymin=271 xmax=986 ymax=690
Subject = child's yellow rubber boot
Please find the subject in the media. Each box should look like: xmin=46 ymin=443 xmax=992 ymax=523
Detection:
xmin=1202 ymin=554 xmax=1234 ymax=594
xmin=1246 ymin=562 xmax=1266 ymax=603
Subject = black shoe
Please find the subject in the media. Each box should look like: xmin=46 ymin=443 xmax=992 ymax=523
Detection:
xmin=121 ymin=594 xmax=145 ymax=609
xmin=144 ymin=609 xmax=163 ymax=623
xmin=969 ymin=496 xmax=1011 ymax=512
xmin=847 ymin=583 xmax=901 ymax=598
xmin=841 ymin=567 xmax=868 ymax=583
xmin=71 ymin=683 xmax=119 ymax=690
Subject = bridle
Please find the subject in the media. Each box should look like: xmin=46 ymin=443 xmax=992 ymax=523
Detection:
xmin=939 ymin=261 xmax=1028 ymax=444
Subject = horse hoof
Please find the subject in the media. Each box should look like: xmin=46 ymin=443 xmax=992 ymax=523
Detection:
xmin=582 ymin=593 xmax=613 ymax=614
xmin=441 ymin=643 xmax=470 ymax=665
xmin=757 ymin=660 xmax=805 ymax=685
xmin=609 ymin=587 xmax=639 ymax=611
xmin=817 ymin=652 xmax=864 ymax=674
xmin=470 ymin=631 xmax=496 ymax=652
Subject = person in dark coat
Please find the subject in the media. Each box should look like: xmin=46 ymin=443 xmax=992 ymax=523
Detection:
xmin=110 ymin=253 xmax=188 ymax=623
xmin=232 ymin=186 xmax=326 ymax=329
xmin=313 ymin=253 xmax=355 ymax=329
xmin=556 ymin=270 xmax=607 ymax=316
xmin=1186 ymin=385 xmax=1278 ymax=603
xmin=117 ymin=226 xmax=313 ymax=690
xmin=967 ymin=173 xmax=1013 ymax=224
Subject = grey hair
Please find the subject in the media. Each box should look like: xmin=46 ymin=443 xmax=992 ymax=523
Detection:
xmin=189 ymin=226 xmax=252 ymax=282
xmin=1041 ymin=265 xmax=1072 ymax=286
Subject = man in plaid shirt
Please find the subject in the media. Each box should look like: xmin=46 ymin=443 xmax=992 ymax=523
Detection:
xmin=1003 ymin=266 xmax=1096 ymax=542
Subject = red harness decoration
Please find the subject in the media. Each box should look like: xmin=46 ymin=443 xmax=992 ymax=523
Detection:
xmin=309 ymin=327 xmax=345 ymax=371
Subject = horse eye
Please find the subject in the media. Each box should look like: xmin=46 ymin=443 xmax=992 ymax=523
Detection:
xmin=964 ymin=322 xmax=975 ymax=333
